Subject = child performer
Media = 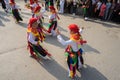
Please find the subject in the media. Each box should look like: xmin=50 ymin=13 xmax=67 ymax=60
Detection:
xmin=48 ymin=6 xmax=60 ymax=36
xmin=56 ymin=24 xmax=86 ymax=78
xmin=27 ymin=18 xmax=51 ymax=60
xmin=32 ymin=5 xmax=49 ymax=42
xmin=33 ymin=5 xmax=43 ymax=25
xmin=9 ymin=0 xmax=23 ymax=23
xmin=4 ymin=0 xmax=11 ymax=13
xmin=30 ymin=0 xmax=39 ymax=13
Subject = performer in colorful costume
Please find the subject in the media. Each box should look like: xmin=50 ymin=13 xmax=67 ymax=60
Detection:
xmin=27 ymin=18 xmax=51 ymax=60
xmin=32 ymin=5 xmax=50 ymax=42
xmin=32 ymin=5 xmax=44 ymax=26
xmin=25 ymin=0 xmax=39 ymax=12
xmin=57 ymin=24 xmax=87 ymax=78
xmin=9 ymin=0 xmax=23 ymax=23
xmin=30 ymin=0 xmax=39 ymax=13
xmin=48 ymin=6 xmax=60 ymax=36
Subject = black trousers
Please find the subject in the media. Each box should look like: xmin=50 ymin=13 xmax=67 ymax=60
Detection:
xmin=1 ymin=0 xmax=6 ymax=9
xmin=12 ymin=9 xmax=23 ymax=21
xmin=33 ymin=45 xmax=47 ymax=57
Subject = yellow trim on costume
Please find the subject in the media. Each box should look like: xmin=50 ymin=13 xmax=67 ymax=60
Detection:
xmin=27 ymin=27 xmax=41 ymax=44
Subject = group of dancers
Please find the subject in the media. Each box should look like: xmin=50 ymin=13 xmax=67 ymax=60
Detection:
xmin=1 ymin=0 xmax=87 ymax=79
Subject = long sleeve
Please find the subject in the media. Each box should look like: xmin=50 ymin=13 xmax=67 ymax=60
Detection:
xmin=57 ymin=35 xmax=80 ymax=52
xmin=57 ymin=35 xmax=72 ymax=46
xmin=28 ymin=33 xmax=37 ymax=45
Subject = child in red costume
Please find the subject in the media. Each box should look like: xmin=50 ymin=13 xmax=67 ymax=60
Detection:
xmin=47 ymin=6 xmax=60 ymax=36
xmin=27 ymin=18 xmax=51 ymax=60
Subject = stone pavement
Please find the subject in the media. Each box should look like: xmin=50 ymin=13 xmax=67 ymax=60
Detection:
xmin=0 ymin=1 xmax=120 ymax=80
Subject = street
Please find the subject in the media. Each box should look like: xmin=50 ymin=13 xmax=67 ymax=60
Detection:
xmin=0 ymin=1 xmax=120 ymax=80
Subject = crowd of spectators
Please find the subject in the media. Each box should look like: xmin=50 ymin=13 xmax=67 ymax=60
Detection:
xmin=55 ymin=0 xmax=120 ymax=23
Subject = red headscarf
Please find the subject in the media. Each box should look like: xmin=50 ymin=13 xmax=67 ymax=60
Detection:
xmin=68 ymin=24 xmax=79 ymax=33
xmin=49 ymin=6 xmax=55 ymax=11
xmin=28 ymin=18 xmax=38 ymax=28
xmin=34 ymin=5 xmax=41 ymax=13
xmin=30 ymin=0 xmax=34 ymax=4
xmin=69 ymin=24 xmax=87 ymax=44
xmin=9 ymin=0 xmax=15 ymax=4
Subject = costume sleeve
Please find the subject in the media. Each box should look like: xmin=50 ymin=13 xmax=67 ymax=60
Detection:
xmin=28 ymin=33 xmax=37 ymax=45
xmin=57 ymin=35 xmax=72 ymax=46
xmin=79 ymin=28 xmax=83 ymax=34
xmin=15 ymin=5 xmax=19 ymax=9
xmin=49 ymin=15 xmax=52 ymax=20
xmin=30 ymin=3 xmax=36 ymax=8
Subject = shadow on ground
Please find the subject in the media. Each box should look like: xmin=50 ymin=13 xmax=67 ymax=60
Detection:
xmin=0 ymin=11 xmax=10 ymax=27
xmin=82 ymin=44 xmax=100 ymax=54
xmin=45 ymin=34 xmax=69 ymax=49
xmin=0 ymin=19 xmax=5 ymax=26
xmin=59 ymin=13 xmax=84 ymax=20
xmin=38 ymin=59 xmax=71 ymax=80
xmin=18 ymin=22 xmax=28 ymax=28
xmin=21 ymin=11 xmax=32 ymax=16
xmin=79 ymin=64 xmax=108 ymax=80
xmin=58 ymin=25 xmax=68 ymax=32
xmin=88 ymin=19 xmax=120 ymax=28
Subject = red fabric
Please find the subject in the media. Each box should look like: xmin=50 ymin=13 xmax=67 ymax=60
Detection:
xmin=80 ymin=40 xmax=87 ymax=45
xmin=34 ymin=5 xmax=41 ymax=13
xmin=34 ymin=0 xmax=38 ymax=2
xmin=29 ymin=18 xmax=38 ymax=27
xmin=30 ymin=0 xmax=34 ymax=4
xmin=10 ymin=0 xmax=15 ymax=4
xmin=30 ymin=0 xmax=38 ymax=4
xmin=68 ymin=24 xmax=79 ymax=33
xmin=49 ymin=6 xmax=55 ymax=10
xmin=99 ymin=3 xmax=106 ymax=17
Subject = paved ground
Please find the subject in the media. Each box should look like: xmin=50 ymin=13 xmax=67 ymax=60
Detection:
xmin=0 ymin=1 xmax=120 ymax=80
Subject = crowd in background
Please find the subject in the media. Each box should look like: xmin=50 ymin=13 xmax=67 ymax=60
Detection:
xmin=54 ymin=0 xmax=120 ymax=23
xmin=0 ymin=0 xmax=120 ymax=23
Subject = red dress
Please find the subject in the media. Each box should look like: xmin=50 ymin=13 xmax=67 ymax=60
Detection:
xmin=99 ymin=3 xmax=106 ymax=17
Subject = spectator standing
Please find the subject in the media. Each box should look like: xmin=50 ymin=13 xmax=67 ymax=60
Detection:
xmin=59 ymin=0 xmax=65 ymax=13
xmin=104 ymin=0 xmax=111 ymax=20
xmin=99 ymin=2 xmax=106 ymax=20
xmin=107 ymin=0 xmax=116 ymax=20
xmin=72 ymin=0 xmax=78 ymax=16
xmin=95 ymin=0 xmax=102 ymax=18
xmin=56 ymin=0 xmax=60 ymax=11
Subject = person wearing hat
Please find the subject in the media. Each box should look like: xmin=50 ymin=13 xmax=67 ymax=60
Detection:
xmin=48 ymin=6 xmax=60 ymax=36
xmin=32 ymin=5 xmax=49 ymax=42
xmin=56 ymin=24 xmax=87 ymax=78
xmin=32 ymin=5 xmax=44 ymax=24
xmin=27 ymin=18 xmax=51 ymax=60
xmin=32 ymin=5 xmax=41 ymax=18
xmin=9 ymin=0 xmax=23 ymax=23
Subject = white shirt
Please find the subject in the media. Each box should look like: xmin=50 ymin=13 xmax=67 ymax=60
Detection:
xmin=4 ymin=0 xmax=9 ymax=4
xmin=97 ymin=1 xmax=102 ymax=10
xmin=11 ymin=5 xmax=19 ymax=9
xmin=30 ymin=3 xmax=38 ymax=8
xmin=49 ymin=14 xmax=57 ymax=21
xmin=60 ymin=0 xmax=65 ymax=5
xmin=28 ymin=32 xmax=38 ymax=45
xmin=57 ymin=35 xmax=80 ymax=52
xmin=73 ymin=0 xmax=77 ymax=5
